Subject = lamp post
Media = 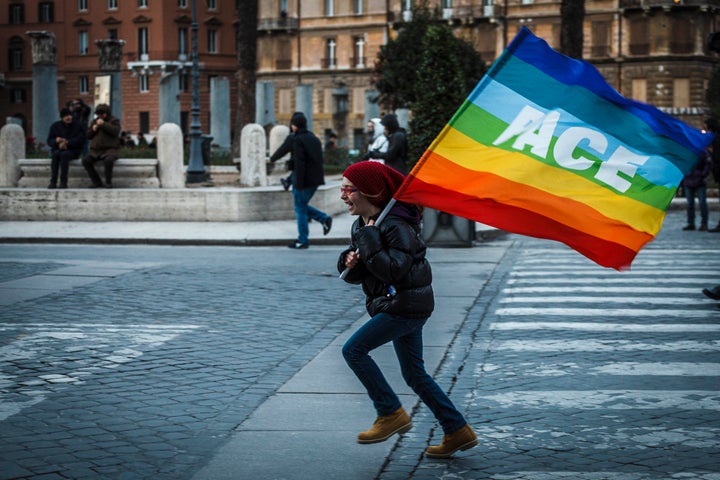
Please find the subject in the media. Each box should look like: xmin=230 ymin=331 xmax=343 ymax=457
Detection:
xmin=186 ymin=0 xmax=209 ymax=183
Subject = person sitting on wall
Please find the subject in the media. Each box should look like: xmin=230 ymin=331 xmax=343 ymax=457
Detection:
xmin=46 ymin=107 xmax=86 ymax=189
xmin=120 ymin=131 xmax=136 ymax=148
xmin=82 ymin=104 xmax=121 ymax=188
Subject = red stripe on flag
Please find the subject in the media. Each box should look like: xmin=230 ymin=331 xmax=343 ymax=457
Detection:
xmin=396 ymin=177 xmax=646 ymax=270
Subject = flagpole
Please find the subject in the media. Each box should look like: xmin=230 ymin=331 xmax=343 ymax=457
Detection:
xmin=339 ymin=198 xmax=397 ymax=280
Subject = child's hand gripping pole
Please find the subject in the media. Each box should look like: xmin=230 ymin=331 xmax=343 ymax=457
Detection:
xmin=339 ymin=199 xmax=396 ymax=280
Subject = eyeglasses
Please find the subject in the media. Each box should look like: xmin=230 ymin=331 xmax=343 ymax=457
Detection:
xmin=340 ymin=186 xmax=358 ymax=194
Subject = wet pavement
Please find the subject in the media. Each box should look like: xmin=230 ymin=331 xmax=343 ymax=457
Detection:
xmin=0 ymin=208 xmax=718 ymax=479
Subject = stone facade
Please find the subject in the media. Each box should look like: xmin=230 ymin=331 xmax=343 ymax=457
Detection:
xmin=0 ymin=1 xmax=716 ymax=156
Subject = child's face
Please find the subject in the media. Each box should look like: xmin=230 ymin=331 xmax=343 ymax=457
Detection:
xmin=341 ymin=177 xmax=377 ymax=217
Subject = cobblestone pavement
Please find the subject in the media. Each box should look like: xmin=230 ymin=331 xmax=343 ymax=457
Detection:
xmin=379 ymin=211 xmax=720 ymax=479
xmin=1 ymin=209 xmax=718 ymax=480
xmin=0 ymin=245 xmax=365 ymax=479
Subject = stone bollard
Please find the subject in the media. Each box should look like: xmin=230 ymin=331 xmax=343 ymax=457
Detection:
xmin=268 ymin=124 xmax=291 ymax=175
xmin=0 ymin=124 xmax=25 ymax=187
xmin=156 ymin=123 xmax=184 ymax=188
xmin=239 ymin=123 xmax=267 ymax=187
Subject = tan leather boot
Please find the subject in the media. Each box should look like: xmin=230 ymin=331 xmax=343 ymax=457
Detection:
xmin=357 ymin=407 xmax=412 ymax=444
xmin=424 ymin=424 xmax=478 ymax=458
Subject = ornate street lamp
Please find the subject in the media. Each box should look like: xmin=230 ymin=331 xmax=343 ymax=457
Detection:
xmin=186 ymin=0 xmax=209 ymax=183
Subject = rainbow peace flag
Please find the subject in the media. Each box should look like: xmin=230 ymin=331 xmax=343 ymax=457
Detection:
xmin=394 ymin=27 xmax=713 ymax=270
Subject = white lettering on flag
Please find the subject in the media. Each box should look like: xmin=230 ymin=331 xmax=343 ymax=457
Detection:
xmin=494 ymin=106 xmax=649 ymax=192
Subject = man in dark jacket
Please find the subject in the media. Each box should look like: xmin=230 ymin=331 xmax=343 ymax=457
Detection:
xmin=46 ymin=107 xmax=85 ymax=189
xmin=681 ymin=149 xmax=713 ymax=231
xmin=287 ymin=112 xmax=333 ymax=249
xmin=82 ymin=103 xmax=121 ymax=188
xmin=367 ymin=113 xmax=408 ymax=174
xmin=269 ymin=113 xmax=303 ymax=191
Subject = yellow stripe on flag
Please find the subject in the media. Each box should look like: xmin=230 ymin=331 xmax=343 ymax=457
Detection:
xmin=427 ymin=127 xmax=666 ymax=235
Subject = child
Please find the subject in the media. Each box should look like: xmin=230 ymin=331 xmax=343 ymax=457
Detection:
xmin=337 ymin=161 xmax=477 ymax=458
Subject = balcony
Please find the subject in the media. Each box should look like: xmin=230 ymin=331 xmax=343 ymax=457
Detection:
xmin=350 ymin=56 xmax=367 ymax=68
xmin=591 ymin=45 xmax=611 ymax=57
xmin=258 ymin=16 xmax=298 ymax=33
xmin=391 ymin=4 xmax=497 ymax=26
xmin=620 ymin=0 xmax=720 ymax=8
xmin=275 ymin=59 xmax=292 ymax=70
xmin=629 ymin=43 xmax=650 ymax=55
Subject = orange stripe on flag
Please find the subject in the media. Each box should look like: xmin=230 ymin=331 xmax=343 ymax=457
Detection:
xmin=400 ymin=151 xmax=653 ymax=252
xmin=395 ymin=152 xmax=654 ymax=268
xmin=397 ymin=178 xmax=644 ymax=269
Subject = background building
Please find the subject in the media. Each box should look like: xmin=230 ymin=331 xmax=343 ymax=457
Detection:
xmin=1 ymin=0 xmax=239 ymax=144
xmin=1 ymin=0 xmax=718 ymax=151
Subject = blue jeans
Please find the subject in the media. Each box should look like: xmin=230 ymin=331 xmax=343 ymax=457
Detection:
xmin=342 ymin=313 xmax=467 ymax=435
xmin=292 ymin=186 xmax=328 ymax=245
xmin=685 ymin=185 xmax=708 ymax=227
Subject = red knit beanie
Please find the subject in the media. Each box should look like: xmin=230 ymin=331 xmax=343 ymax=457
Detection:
xmin=343 ymin=161 xmax=406 ymax=207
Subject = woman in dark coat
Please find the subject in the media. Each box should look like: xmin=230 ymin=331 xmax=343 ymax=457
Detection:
xmin=366 ymin=114 xmax=408 ymax=174
xmin=337 ymin=161 xmax=477 ymax=458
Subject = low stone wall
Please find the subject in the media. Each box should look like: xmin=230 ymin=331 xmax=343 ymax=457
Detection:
xmin=17 ymin=158 xmax=160 ymax=188
xmin=0 ymin=180 xmax=346 ymax=222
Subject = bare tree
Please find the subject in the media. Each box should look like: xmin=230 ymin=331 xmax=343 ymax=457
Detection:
xmin=233 ymin=1 xmax=259 ymax=157
xmin=560 ymin=0 xmax=585 ymax=59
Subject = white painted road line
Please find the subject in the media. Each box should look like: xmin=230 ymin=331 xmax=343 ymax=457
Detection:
xmin=499 ymin=296 xmax=705 ymax=305
xmin=494 ymin=308 xmax=714 ymax=317
xmin=491 ymin=339 xmax=720 ymax=352
xmin=479 ymin=362 xmax=720 ymax=376
xmin=503 ymin=287 xmax=703 ymax=294
xmin=492 ymin=322 xmax=720 ymax=331
xmin=475 ymin=390 xmax=720 ymax=410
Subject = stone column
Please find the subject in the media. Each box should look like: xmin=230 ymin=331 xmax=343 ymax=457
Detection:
xmin=210 ymin=77 xmax=231 ymax=151
xmin=296 ymin=84 xmax=313 ymax=133
xmin=0 ymin=124 xmax=25 ymax=187
xmin=159 ymin=69 xmax=180 ymax=127
xmin=239 ymin=123 xmax=267 ymax=187
xmin=256 ymin=81 xmax=276 ymax=128
xmin=27 ymin=31 xmax=58 ymax=149
xmin=96 ymin=39 xmax=125 ymax=123
xmin=157 ymin=122 xmax=185 ymax=188
xmin=364 ymin=89 xmax=380 ymax=126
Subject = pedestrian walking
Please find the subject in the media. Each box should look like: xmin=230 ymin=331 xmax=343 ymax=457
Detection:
xmin=286 ymin=112 xmax=333 ymax=248
xmin=705 ymin=118 xmax=720 ymax=232
xmin=337 ymin=161 xmax=477 ymax=458
xmin=269 ymin=115 xmax=299 ymax=191
xmin=681 ymin=148 xmax=712 ymax=231
xmin=46 ymin=107 xmax=85 ymax=189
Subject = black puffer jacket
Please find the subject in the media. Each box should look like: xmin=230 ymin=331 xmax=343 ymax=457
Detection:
xmin=292 ymin=128 xmax=325 ymax=190
xmin=338 ymin=202 xmax=433 ymax=319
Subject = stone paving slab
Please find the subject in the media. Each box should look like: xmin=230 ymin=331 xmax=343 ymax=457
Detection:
xmin=1 ymin=210 xmax=718 ymax=480
xmin=192 ymin=430 xmax=391 ymax=480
